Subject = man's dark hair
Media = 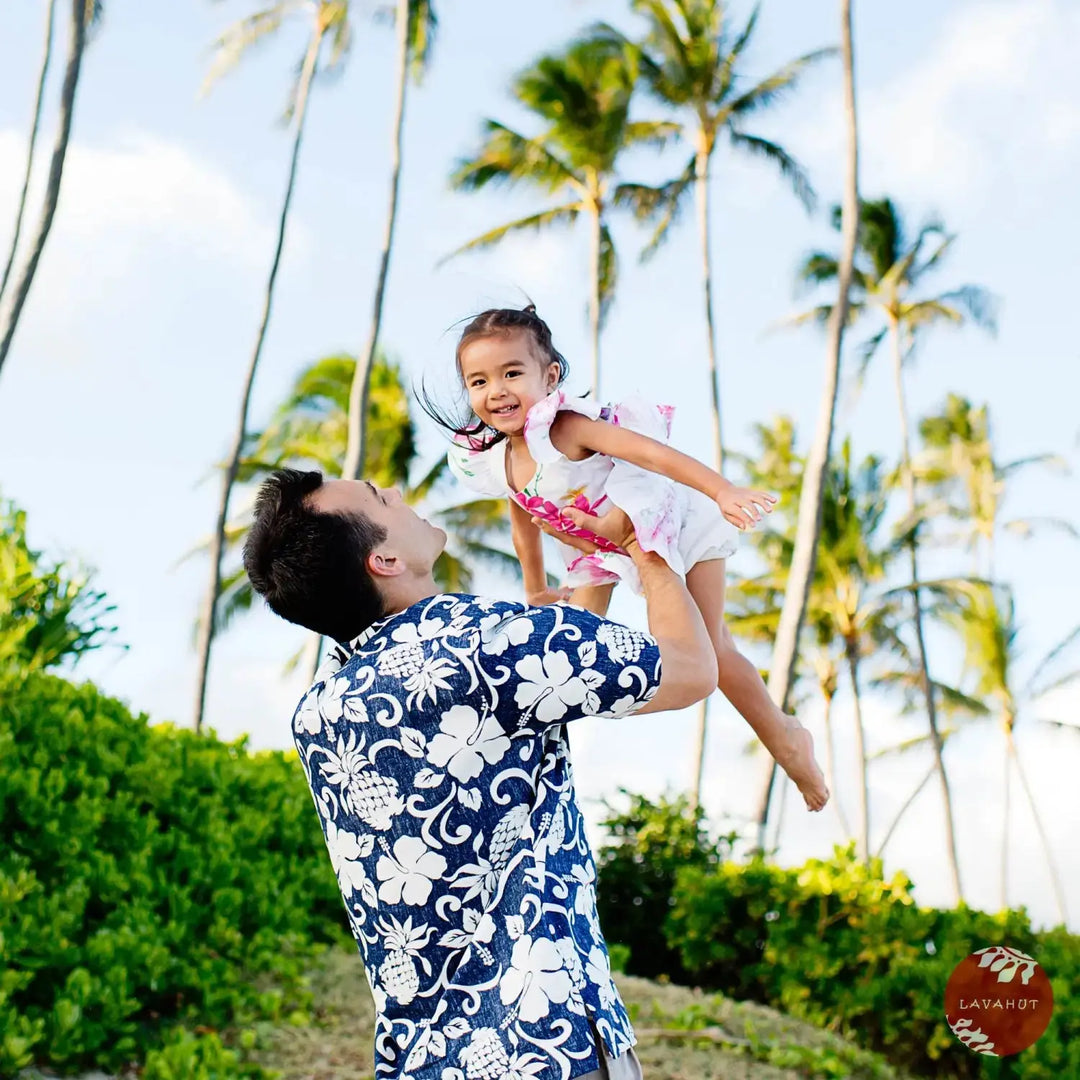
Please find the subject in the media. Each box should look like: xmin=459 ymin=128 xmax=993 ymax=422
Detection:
xmin=243 ymin=469 xmax=387 ymax=642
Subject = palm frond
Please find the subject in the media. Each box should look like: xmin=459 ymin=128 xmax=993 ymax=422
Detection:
xmin=936 ymin=285 xmax=1000 ymax=334
xmin=202 ymin=4 xmax=300 ymax=96
xmin=598 ymin=223 xmax=617 ymax=323
xmin=723 ymin=46 xmax=837 ymax=120
xmin=450 ymin=120 xmax=579 ymax=195
xmin=728 ymin=131 xmax=815 ymax=210
xmin=615 ymin=155 xmax=695 ymax=260
xmin=438 ymin=204 xmax=580 ymax=265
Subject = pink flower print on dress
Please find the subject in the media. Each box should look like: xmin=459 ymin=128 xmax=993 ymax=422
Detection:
xmin=513 ymin=491 xmax=622 ymax=553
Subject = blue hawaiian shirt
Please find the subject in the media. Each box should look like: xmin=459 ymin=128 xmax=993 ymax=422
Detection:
xmin=290 ymin=593 xmax=661 ymax=1080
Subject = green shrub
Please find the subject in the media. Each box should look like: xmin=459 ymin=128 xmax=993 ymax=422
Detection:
xmin=666 ymin=844 xmax=1075 ymax=1079
xmin=595 ymin=791 xmax=735 ymax=983
xmin=0 ymin=671 xmax=348 ymax=1077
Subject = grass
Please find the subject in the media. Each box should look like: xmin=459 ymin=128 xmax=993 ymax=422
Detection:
xmin=243 ymin=947 xmax=919 ymax=1080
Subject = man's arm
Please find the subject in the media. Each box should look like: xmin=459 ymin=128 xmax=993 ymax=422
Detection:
xmin=532 ymin=506 xmax=716 ymax=714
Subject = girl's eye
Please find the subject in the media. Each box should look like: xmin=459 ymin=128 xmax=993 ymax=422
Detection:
xmin=506 ymin=370 xmax=521 ymax=378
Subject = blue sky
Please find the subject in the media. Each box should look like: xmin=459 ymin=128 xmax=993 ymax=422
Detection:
xmin=2 ymin=0 xmax=1079 ymax=933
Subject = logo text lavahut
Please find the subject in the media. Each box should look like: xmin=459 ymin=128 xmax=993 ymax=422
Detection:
xmin=944 ymin=946 xmax=1054 ymax=1057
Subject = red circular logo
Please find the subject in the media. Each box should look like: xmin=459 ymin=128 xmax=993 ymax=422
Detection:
xmin=944 ymin=946 xmax=1054 ymax=1056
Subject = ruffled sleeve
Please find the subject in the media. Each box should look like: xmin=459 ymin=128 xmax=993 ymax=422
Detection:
xmin=446 ymin=434 xmax=509 ymax=498
xmin=522 ymin=389 xmax=606 ymax=465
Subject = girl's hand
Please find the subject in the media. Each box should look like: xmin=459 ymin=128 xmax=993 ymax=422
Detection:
xmin=716 ymin=486 xmax=778 ymax=530
xmin=526 ymin=586 xmax=574 ymax=606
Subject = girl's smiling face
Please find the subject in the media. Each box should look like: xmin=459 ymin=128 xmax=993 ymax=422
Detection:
xmin=459 ymin=330 xmax=560 ymax=436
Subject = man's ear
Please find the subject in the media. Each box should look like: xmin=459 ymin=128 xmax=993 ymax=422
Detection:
xmin=366 ymin=549 xmax=405 ymax=579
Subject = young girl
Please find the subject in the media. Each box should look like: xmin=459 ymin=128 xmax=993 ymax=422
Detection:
xmin=432 ymin=306 xmax=828 ymax=812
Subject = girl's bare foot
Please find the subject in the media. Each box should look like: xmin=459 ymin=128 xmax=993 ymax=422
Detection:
xmin=779 ymin=717 xmax=829 ymax=812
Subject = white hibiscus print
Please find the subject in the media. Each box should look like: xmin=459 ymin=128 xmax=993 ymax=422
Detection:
xmin=499 ymin=935 xmax=572 ymax=1022
xmin=426 ymin=705 xmax=511 ymax=782
xmin=376 ymin=835 xmax=448 ymax=906
xmin=513 ymin=651 xmax=605 ymax=724
xmin=293 ymin=689 xmax=321 ymax=736
xmin=478 ymin=611 xmax=534 ymax=656
xmin=585 ymin=946 xmax=616 ymax=1009
xmin=598 ymin=692 xmax=646 ymax=719
xmin=319 ymin=676 xmax=369 ymax=726
xmin=323 ymin=818 xmax=375 ymax=900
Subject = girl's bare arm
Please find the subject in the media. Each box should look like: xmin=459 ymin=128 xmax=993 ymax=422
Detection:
xmin=550 ymin=412 xmax=731 ymax=499
xmin=549 ymin=412 xmax=776 ymax=530
xmin=508 ymin=497 xmax=568 ymax=603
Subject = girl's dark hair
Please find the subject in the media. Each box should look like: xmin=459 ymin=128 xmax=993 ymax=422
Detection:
xmin=418 ymin=305 xmax=569 ymax=451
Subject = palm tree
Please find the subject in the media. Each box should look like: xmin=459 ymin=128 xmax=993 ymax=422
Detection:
xmin=341 ymin=0 xmax=436 ymax=483
xmin=934 ymin=581 xmax=1077 ymax=923
xmin=0 ymin=0 xmax=97 ymax=380
xmin=788 ymin=201 xmax=998 ymax=901
xmin=915 ymin=393 xmax=1074 ymax=580
xmin=727 ymin=417 xmax=849 ymax=841
xmin=609 ymin=2 xmax=831 ymax=817
xmin=813 ymin=441 xmax=895 ymax=860
xmin=191 ymin=0 xmax=350 ymax=734
xmin=610 ymin=0 xmax=832 ymax=475
xmin=186 ymin=354 xmax=521 ymax=672
xmin=873 ymin=393 xmax=1075 ymax=852
xmin=751 ymin=0 xmax=860 ymax=851
xmin=0 ymin=0 xmax=57 ymax=308
xmin=445 ymin=34 xmax=676 ymax=397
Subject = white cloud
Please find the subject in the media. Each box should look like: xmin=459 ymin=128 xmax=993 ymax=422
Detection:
xmin=796 ymin=0 xmax=1080 ymax=206
xmin=0 ymin=130 xmax=297 ymax=345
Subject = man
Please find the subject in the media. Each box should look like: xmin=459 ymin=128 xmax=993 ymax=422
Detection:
xmin=243 ymin=469 xmax=717 ymax=1080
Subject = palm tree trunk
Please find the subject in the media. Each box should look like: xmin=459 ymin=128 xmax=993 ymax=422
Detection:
xmin=688 ymin=697 xmax=709 ymax=814
xmin=876 ymin=759 xmax=936 ymax=859
xmin=0 ymin=0 xmax=86 ymax=380
xmin=1007 ymin=726 xmax=1068 ymax=923
xmin=0 ymin=0 xmax=57 ymax=308
xmin=588 ymin=202 xmax=602 ymax=399
xmin=752 ymin=0 xmax=859 ymax=849
xmin=695 ymin=145 xmax=723 ymax=474
xmin=891 ymin=321 xmax=964 ymax=904
xmin=687 ymin=146 xmax=722 ymax=811
xmin=821 ymin=685 xmax=852 ymax=837
xmin=343 ymin=0 xmax=411 ymax=483
xmin=1001 ymin=730 xmax=1011 ymax=911
xmin=191 ymin=27 xmax=323 ymax=734
xmin=845 ymin=639 xmax=870 ymax=861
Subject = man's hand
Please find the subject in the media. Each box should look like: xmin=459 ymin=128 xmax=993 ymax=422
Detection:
xmin=526 ymin=586 xmax=574 ymax=606
xmin=530 ymin=504 xmax=637 ymax=553
xmin=716 ymin=485 xmax=777 ymax=530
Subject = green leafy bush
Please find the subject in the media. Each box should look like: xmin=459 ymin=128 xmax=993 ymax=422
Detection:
xmin=666 ymin=845 xmax=1076 ymax=1079
xmin=0 ymin=496 xmax=118 ymax=676
xmin=0 ymin=671 xmax=348 ymax=1077
xmin=595 ymin=791 xmax=737 ymax=983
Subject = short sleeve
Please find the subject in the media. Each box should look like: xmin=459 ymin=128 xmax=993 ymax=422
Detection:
xmin=474 ymin=601 xmax=661 ymax=732
xmin=523 ymin=390 xmax=605 ymax=465
xmin=447 ymin=436 xmax=508 ymax=498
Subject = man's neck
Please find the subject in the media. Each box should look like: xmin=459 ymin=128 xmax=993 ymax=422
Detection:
xmin=379 ymin=575 xmax=443 ymax=617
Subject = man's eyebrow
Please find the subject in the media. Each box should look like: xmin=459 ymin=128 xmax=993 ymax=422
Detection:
xmin=365 ymin=481 xmax=378 ymax=499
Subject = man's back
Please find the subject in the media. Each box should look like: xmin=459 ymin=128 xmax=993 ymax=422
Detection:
xmin=291 ymin=593 xmax=660 ymax=1079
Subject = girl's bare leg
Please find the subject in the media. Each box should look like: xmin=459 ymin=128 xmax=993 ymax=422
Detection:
xmin=685 ymin=559 xmax=829 ymax=812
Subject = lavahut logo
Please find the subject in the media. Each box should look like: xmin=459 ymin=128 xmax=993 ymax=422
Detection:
xmin=943 ymin=945 xmax=1054 ymax=1057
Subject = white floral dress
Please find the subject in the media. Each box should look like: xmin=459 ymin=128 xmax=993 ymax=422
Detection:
xmin=447 ymin=390 xmax=738 ymax=593
xmin=292 ymin=594 xmax=662 ymax=1079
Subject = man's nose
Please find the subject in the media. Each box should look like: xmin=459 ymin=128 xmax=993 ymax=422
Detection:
xmin=387 ymin=487 xmax=402 ymax=503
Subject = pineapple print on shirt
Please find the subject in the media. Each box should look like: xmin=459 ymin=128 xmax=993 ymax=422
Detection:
xmin=292 ymin=594 xmax=661 ymax=1080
